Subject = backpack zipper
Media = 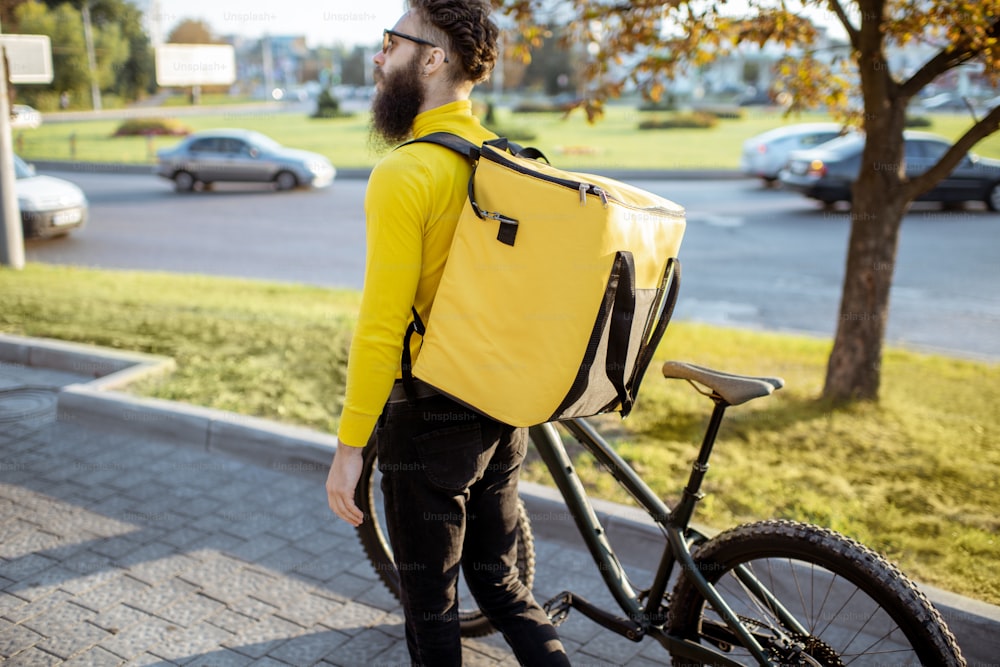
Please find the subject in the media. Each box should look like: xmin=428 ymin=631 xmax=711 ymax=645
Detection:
xmin=483 ymin=146 xmax=681 ymax=217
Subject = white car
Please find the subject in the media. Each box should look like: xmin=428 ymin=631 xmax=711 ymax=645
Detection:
xmin=10 ymin=104 xmax=42 ymax=129
xmin=740 ymin=122 xmax=850 ymax=184
xmin=15 ymin=155 xmax=88 ymax=238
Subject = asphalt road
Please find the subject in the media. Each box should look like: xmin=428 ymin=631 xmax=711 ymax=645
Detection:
xmin=24 ymin=169 xmax=1000 ymax=360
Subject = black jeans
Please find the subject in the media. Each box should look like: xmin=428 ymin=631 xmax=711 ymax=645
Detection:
xmin=376 ymin=384 xmax=570 ymax=666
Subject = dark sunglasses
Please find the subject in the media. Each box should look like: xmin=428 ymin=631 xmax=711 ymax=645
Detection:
xmin=382 ymin=29 xmax=450 ymax=63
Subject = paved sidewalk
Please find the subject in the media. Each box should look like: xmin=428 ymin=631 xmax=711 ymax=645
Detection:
xmin=1 ymin=414 xmax=667 ymax=666
xmin=2 ymin=336 xmax=999 ymax=665
xmin=0 ymin=355 xmax=668 ymax=666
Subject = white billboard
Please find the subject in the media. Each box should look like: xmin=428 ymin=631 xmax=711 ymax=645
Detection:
xmin=155 ymin=44 xmax=236 ymax=87
xmin=0 ymin=35 xmax=53 ymax=84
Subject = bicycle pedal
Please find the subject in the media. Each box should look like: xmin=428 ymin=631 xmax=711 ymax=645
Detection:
xmin=542 ymin=591 xmax=573 ymax=627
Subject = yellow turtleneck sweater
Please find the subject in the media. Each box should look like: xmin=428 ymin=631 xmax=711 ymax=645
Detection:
xmin=337 ymin=99 xmax=497 ymax=447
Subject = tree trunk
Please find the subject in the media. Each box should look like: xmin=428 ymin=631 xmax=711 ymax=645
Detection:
xmin=822 ymin=179 xmax=906 ymax=402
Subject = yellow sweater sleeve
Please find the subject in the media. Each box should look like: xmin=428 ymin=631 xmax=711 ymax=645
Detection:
xmin=336 ymin=151 xmax=433 ymax=447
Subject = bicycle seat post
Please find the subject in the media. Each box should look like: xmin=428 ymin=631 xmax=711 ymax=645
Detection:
xmin=670 ymin=398 xmax=729 ymax=531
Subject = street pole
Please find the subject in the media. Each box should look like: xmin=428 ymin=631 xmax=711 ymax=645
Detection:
xmin=0 ymin=21 xmax=25 ymax=270
xmin=82 ymin=2 xmax=101 ymax=111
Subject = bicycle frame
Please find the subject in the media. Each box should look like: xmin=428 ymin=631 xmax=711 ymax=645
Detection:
xmin=529 ymin=402 xmax=784 ymax=666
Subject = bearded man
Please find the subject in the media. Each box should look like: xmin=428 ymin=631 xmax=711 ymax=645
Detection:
xmin=325 ymin=1 xmax=571 ymax=665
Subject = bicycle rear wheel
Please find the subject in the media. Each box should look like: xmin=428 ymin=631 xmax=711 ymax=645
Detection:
xmin=353 ymin=443 xmax=536 ymax=637
xmin=667 ymin=520 xmax=965 ymax=666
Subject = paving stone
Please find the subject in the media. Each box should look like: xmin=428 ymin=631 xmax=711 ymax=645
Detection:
xmin=0 ymin=622 xmax=44 ymax=658
xmin=96 ymin=615 xmax=176 ymax=661
xmin=125 ymin=551 xmax=201 ymax=587
xmin=21 ymin=601 xmax=97 ymax=637
xmin=146 ymin=620 xmax=234 ymax=663
xmin=284 ymin=550 xmax=353 ymax=587
xmin=87 ymin=535 xmax=147 ymax=562
xmin=72 ymin=575 xmax=149 ymax=613
xmin=89 ymin=603 xmax=156 ymax=634
xmin=362 ymin=639 xmax=410 ymax=667
xmin=185 ymin=531 xmax=246 ymax=557
xmin=255 ymin=545 xmax=316 ymax=576
xmin=272 ymin=592 xmax=341 ymax=629
xmin=295 ymin=529 xmax=352 ymax=558
xmin=265 ymin=514 xmax=319 ymax=543
xmin=246 ymin=657 xmax=290 ymax=667
xmin=4 ymin=646 xmax=62 ymax=666
xmin=205 ymin=609 xmax=258 ymax=635
xmin=153 ymin=593 xmax=225 ymax=628
xmin=324 ymin=573 xmax=378 ymax=602
xmin=122 ymin=576 xmax=198 ymax=617
xmin=173 ymin=495 xmax=227 ymax=520
xmin=321 ymin=601 xmax=388 ymax=637
xmin=186 ymin=648 xmax=255 ymax=667
xmin=222 ymin=534 xmax=291 ymax=564
xmin=160 ymin=526 xmax=212 ymax=550
xmin=35 ymin=620 xmax=111 ymax=660
xmin=266 ymin=628 xmax=342 ymax=665
xmin=60 ymin=645 xmax=124 ymax=666
xmin=0 ymin=553 xmax=58 ymax=581
xmin=222 ymin=596 xmax=280 ymax=623
xmin=241 ymin=572 xmax=318 ymax=615
xmin=175 ymin=553 xmax=245 ymax=592
xmin=352 ymin=580 xmax=399 ymax=612
xmin=319 ymin=628 xmax=390 ymax=665
xmin=57 ymin=568 xmax=125 ymax=598
xmin=222 ymin=613 xmax=300 ymax=659
xmin=2 ymin=590 xmax=74 ymax=625
xmin=0 ymin=591 xmax=24 ymax=619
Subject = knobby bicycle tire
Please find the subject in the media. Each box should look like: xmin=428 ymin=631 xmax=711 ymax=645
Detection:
xmin=353 ymin=443 xmax=536 ymax=637
xmin=667 ymin=519 xmax=965 ymax=666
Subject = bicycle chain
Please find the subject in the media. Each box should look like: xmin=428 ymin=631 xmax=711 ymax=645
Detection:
xmin=728 ymin=614 xmax=845 ymax=666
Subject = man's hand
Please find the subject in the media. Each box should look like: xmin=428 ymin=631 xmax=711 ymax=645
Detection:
xmin=326 ymin=442 xmax=365 ymax=527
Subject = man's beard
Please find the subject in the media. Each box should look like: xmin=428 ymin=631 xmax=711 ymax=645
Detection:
xmin=369 ymin=54 xmax=426 ymax=153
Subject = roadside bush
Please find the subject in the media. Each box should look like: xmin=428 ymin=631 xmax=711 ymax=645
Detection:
xmin=638 ymin=97 xmax=678 ymax=112
xmin=512 ymin=97 xmax=581 ymax=114
xmin=693 ymin=104 xmax=744 ymax=120
xmin=639 ymin=111 xmax=718 ymax=130
xmin=905 ymin=115 xmax=933 ymax=128
xmin=311 ymin=88 xmax=353 ymax=119
xmin=485 ymin=125 xmax=538 ymax=142
xmin=113 ymin=118 xmax=191 ymax=137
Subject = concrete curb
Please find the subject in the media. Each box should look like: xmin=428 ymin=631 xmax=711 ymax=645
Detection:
xmin=2 ymin=332 xmax=998 ymax=661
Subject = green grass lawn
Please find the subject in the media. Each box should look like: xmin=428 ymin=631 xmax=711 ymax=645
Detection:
xmin=1 ymin=264 xmax=997 ymax=606
xmin=15 ymin=102 xmax=1000 ymax=170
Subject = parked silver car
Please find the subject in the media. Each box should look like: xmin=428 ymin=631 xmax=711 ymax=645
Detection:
xmin=740 ymin=122 xmax=850 ymax=184
xmin=155 ymin=129 xmax=336 ymax=192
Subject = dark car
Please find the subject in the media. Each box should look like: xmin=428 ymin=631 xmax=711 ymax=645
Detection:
xmin=779 ymin=131 xmax=1000 ymax=210
xmin=155 ymin=129 xmax=335 ymax=192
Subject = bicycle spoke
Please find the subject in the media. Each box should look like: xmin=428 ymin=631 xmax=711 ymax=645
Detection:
xmin=671 ymin=528 xmax=960 ymax=666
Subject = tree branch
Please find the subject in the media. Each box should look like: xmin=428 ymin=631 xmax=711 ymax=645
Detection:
xmin=826 ymin=0 xmax=860 ymax=49
xmin=900 ymin=19 xmax=1000 ymax=99
xmin=905 ymin=105 xmax=1000 ymax=199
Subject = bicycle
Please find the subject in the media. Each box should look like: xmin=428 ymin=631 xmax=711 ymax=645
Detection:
xmin=354 ymin=360 xmax=966 ymax=665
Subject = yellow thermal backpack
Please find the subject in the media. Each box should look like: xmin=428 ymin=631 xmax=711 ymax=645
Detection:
xmin=400 ymin=133 xmax=686 ymax=427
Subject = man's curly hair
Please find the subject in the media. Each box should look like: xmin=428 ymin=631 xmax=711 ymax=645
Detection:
xmin=408 ymin=0 xmax=498 ymax=84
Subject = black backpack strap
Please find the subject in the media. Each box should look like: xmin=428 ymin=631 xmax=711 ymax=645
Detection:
xmin=605 ymin=251 xmax=638 ymax=416
xmin=403 ymin=132 xmax=480 ymax=160
xmin=405 ymin=132 xmax=550 ymax=163
xmin=400 ymin=307 xmax=426 ymax=405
